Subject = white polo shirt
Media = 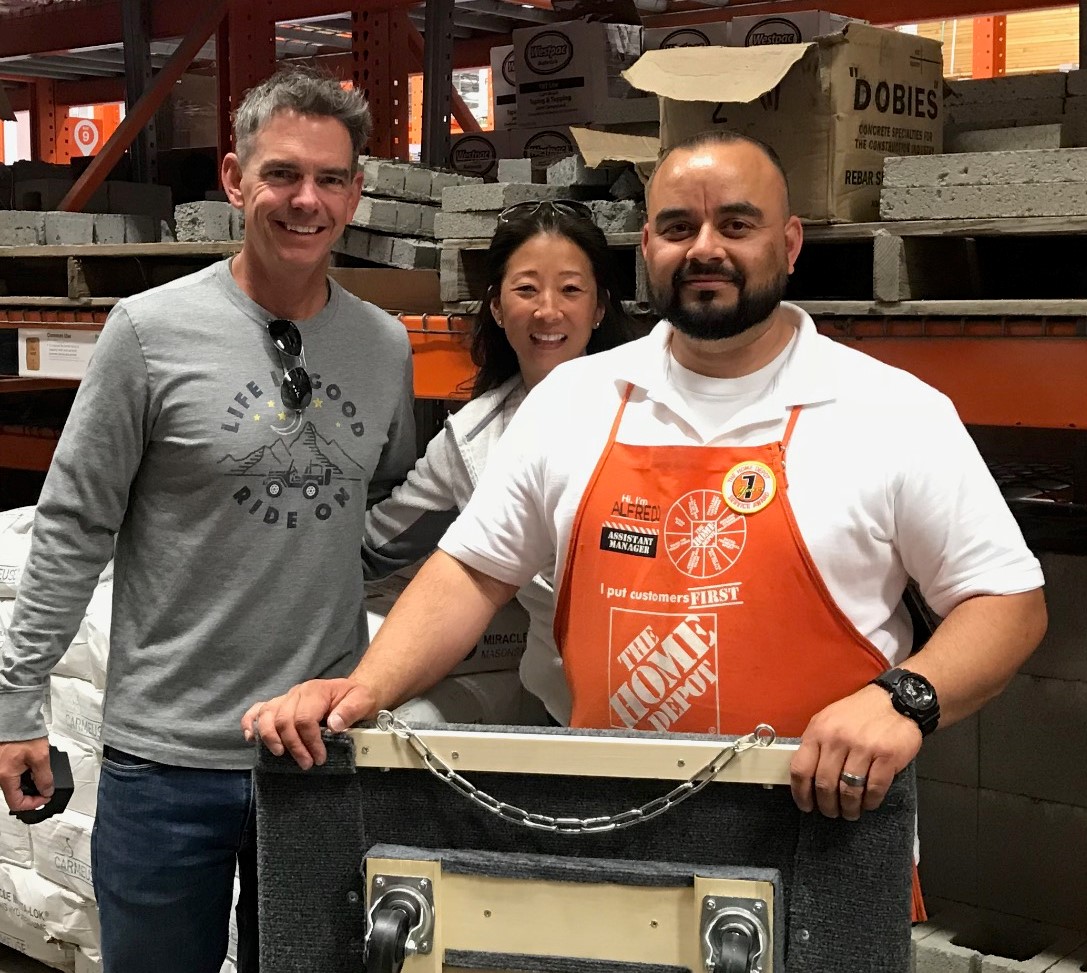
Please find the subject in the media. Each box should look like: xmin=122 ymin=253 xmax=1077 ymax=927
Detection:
xmin=440 ymin=303 xmax=1043 ymax=671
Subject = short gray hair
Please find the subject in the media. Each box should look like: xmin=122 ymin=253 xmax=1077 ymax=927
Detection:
xmin=233 ymin=65 xmax=371 ymax=171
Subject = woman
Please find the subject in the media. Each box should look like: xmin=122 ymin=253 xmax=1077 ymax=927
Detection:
xmin=362 ymin=199 xmax=635 ymax=724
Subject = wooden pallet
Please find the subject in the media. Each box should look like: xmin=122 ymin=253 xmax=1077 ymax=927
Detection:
xmin=0 ymin=243 xmax=239 ymax=301
xmin=439 ymin=216 xmax=1087 ymax=307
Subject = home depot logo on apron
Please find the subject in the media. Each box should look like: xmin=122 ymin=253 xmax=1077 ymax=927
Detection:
xmin=554 ymin=385 xmax=890 ymax=739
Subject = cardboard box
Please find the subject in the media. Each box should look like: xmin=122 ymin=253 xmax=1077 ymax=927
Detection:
xmin=513 ymin=19 xmax=658 ymax=127
xmin=490 ymin=45 xmax=518 ymax=129
xmin=728 ymin=11 xmax=860 ymax=47
xmin=448 ymin=130 xmax=509 ymax=180
xmin=18 ymin=328 xmax=100 ymax=380
xmin=623 ymin=23 xmax=943 ymax=222
xmin=329 ymin=267 xmax=443 ymax=313
xmin=507 ymin=125 xmax=579 ymax=177
xmin=643 ymin=22 xmax=731 ymax=51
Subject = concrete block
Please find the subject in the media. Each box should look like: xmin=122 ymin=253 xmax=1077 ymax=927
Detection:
xmin=92 ymin=213 xmax=126 ymax=245
xmin=361 ymin=158 xmax=406 ymax=198
xmin=918 ymin=780 xmax=978 ymax=905
xmin=14 ymin=178 xmax=75 ymax=211
xmin=434 ymin=211 xmax=499 ymax=240
xmin=106 ymin=181 xmax=173 ymax=221
xmin=880 ymin=183 xmax=1087 ymax=220
xmin=439 ymin=247 xmax=488 ymax=303
xmin=635 ymin=248 xmax=650 ymax=304
xmin=0 ymin=165 xmax=12 ymax=210
xmin=0 ymin=210 xmax=44 ymax=245
xmin=390 ymin=237 xmax=440 ymax=270
xmin=883 ymin=148 xmax=1087 ymax=189
xmin=351 ymin=196 xmax=399 ymax=233
xmin=441 ymin=181 xmax=576 ymax=213
xmin=394 ymin=200 xmax=438 ymax=238
xmin=977 ymin=790 xmax=1087 ymax=929
xmin=946 ymin=100 xmax=1067 ymax=131
xmin=913 ymin=906 xmax=984 ymax=973
xmin=609 ymin=167 xmax=645 ymax=201
xmin=1022 ymin=554 xmax=1087 ymax=681
xmin=588 ymin=199 xmax=645 ymax=234
xmin=367 ymin=233 xmax=395 ymax=266
xmin=43 ymin=211 xmax=94 ymax=246
xmin=429 ymin=169 xmax=484 ymax=202
xmin=920 ymin=906 xmax=1087 ymax=973
xmin=918 ymin=713 xmax=979 ymax=787
xmin=546 ymin=154 xmax=613 ymax=187
xmin=980 ymin=675 xmax=1087 ymax=808
xmin=174 ymin=201 xmax=233 ymax=242
xmin=334 ymin=225 xmax=372 ymax=261
xmin=1045 ymin=940 xmax=1087 ymax=971
xmin=11 ymin=159 xmax=69 ymax=181
xmin=946 ymin=125 xmax=1071 ymax=153
xmin=229 ymin=207 xmax=245 ymax=241
xmin=497 ymin=158 xmax=538 ymax=184
xmin=1066 ymin=70 xmax=1087 ymax=98
xmin=123 ymin=215 xmax=159 ymax=243
xmin=418 ymin=204 xmax=437 ymax=238
xmin=403 ymin=166 xmax=434 ymax=202
xmin=945 ymin=73 xmax=1068 ymax=106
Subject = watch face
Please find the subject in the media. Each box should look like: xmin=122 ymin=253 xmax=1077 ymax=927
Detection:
xmin=900 ymin=675 xmax=936 ymax=710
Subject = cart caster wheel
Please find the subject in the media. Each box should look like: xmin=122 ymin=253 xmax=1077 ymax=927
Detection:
xmin=711 ymin=916 xmax=759 ymax=973
xmin=367 ymin=905 xmax=411 ymax=973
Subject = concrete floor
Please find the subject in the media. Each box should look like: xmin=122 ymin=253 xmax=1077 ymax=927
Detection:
xmin=0 ymin=947 xmax=54 ymax=972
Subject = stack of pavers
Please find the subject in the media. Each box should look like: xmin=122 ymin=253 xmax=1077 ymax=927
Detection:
xmin=880 ymin=147 xmax=1087 ymax=220
xmin=944 ymin=70 xmax=1087 ymax=153
xmin=0 ymin=160 xmax=172 ymax=245
xmin=332 ymin=158 xmax=484 ymax=272
xmin=438 ymin=154 xmax=646 ymax=305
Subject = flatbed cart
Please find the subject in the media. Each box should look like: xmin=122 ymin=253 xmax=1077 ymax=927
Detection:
xmin=254 ymin=716 xmax=916 ymax=973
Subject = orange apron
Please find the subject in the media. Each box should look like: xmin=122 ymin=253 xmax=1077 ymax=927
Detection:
xmin=554 ymin=383 xmax=926 ymax=921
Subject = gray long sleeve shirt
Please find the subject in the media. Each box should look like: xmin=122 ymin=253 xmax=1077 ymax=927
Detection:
xmin=0 ymin=260 xmax=415 ymax=768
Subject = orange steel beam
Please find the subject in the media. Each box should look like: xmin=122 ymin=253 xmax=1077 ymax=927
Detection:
xmin=972 ymin=15 xmax=1008 ymax=79
xmin=405 ymin=22 xmax=482 ymax=134
xmin=823 ymin=337 xmax=1086 ymax=429
xmin=59 ymin=0 xmax=232 ymax=213
xmin=30 ymin=80 xmax=58 ymax=163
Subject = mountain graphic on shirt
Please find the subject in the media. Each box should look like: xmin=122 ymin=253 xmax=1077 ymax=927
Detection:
xmin=219 ymin=422 xmax=365 ymax=482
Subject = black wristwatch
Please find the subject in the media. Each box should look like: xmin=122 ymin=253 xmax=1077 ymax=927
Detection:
xmin=870 ymin=668 xmax=940 ymax=737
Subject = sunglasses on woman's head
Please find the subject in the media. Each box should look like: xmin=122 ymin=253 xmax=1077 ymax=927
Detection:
xmin=497 ymin=199 xmax=594 ymax=224
xmin=267 ymin=318 xmax=313 ymax=412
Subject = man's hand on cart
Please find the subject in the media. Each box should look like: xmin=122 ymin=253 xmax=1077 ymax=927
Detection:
xmin=789 ymin=683 xmax=922 ymax=821
xmin=243 ymin=678 xmax=375 ymax=770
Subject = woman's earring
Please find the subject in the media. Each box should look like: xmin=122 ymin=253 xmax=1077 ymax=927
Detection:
xmin=593 ymin=318 xmax=602 ymax=330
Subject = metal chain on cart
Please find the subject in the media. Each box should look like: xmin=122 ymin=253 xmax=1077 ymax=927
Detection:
xmin=373 ymin=711 xmax=777 ymax=835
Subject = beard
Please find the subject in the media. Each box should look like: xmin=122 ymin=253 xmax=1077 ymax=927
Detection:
xmin=649 ymin=260 xmax=789 ymax=342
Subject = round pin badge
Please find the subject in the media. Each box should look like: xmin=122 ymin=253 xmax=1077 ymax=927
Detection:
xmin=722 ymin=461 xmax=777 ymax=514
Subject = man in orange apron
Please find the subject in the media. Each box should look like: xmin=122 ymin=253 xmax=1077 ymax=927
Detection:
xmin=248 ymin=132 xmax=1047 ymax=921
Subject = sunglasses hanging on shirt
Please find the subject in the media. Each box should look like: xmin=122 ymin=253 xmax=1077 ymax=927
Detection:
xmin=267 ymin=318 xmax=313 ymax=412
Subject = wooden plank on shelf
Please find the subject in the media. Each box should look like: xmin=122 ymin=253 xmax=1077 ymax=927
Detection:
xmin=0 ymin=298 xmax=117 ymax=308
xmin=0 ymin=432 xmax=58 ymax=472
xmin=0 ymin=243 xmax=241 ymax=259
xmin=0 ymin=378 xmax=79 ymax=393
xmin=801 ymin=299 xmax=1087 ymax=318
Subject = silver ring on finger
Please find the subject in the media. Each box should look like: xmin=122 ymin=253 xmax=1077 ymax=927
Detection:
xmin=839 ymin=770 xmax=868 ymax=788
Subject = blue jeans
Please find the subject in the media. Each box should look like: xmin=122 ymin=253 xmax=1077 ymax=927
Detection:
xmin=92 ymin=747 xmax=258 ymax=973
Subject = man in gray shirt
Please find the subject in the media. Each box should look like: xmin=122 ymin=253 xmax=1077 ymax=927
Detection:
xmin=0 ymin=66 xmax=415 ymax=972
